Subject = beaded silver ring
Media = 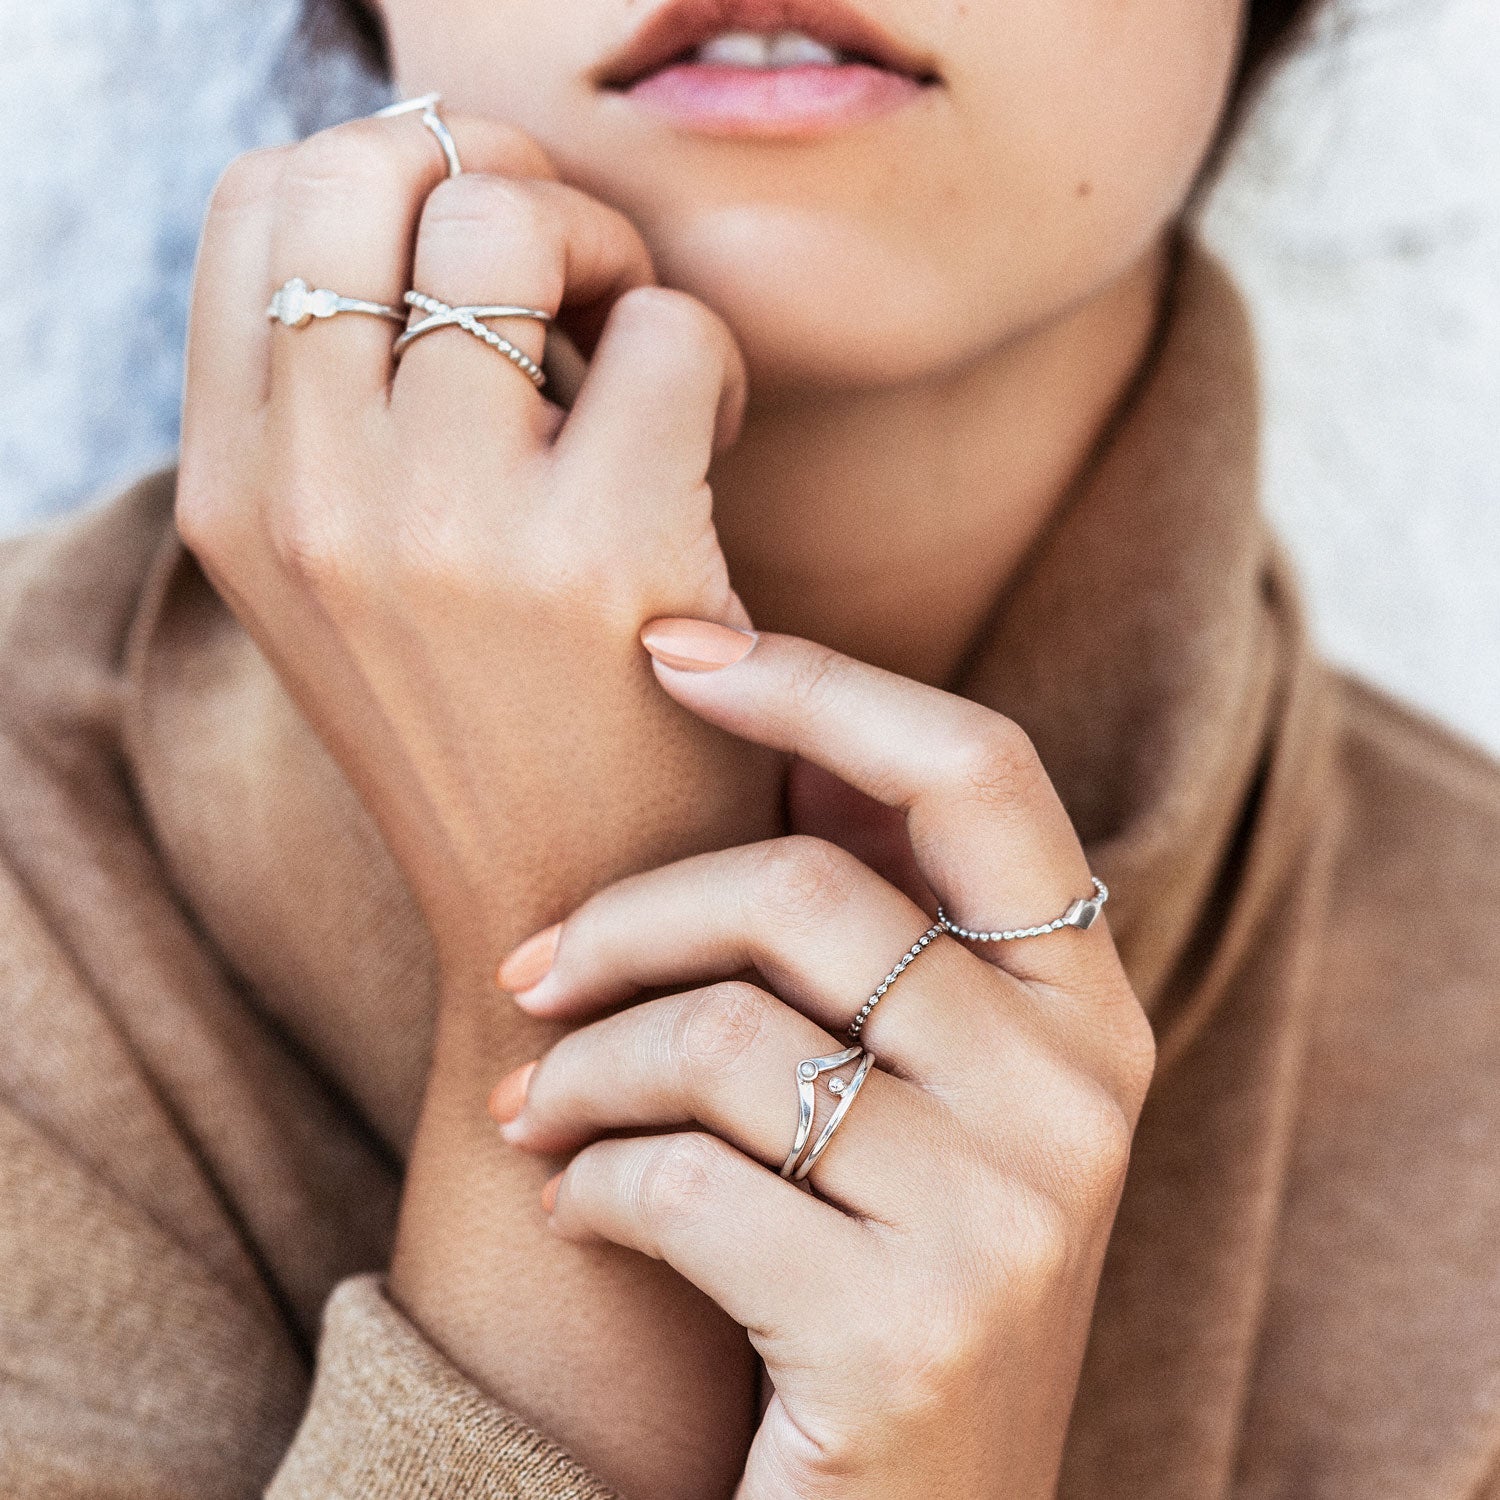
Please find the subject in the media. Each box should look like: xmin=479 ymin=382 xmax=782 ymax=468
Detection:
xmin=937 ymin=876 xmax=1110 ymax=944
xmin=393 ymin=291 xmax=551 ymax=388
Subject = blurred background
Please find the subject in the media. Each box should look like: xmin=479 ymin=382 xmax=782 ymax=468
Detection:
xmin=1 ymin=0 xmax=1496 ymax=750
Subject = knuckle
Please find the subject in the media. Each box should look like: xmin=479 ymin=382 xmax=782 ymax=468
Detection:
xmin=869 ymin=1296 xmax=991 ymax=1426
xmin=173 ymin=473 xmax=224 ymax=560
xmin=420 ymin=173 xmax=553 ymax=243
xmin=209 ymin=147 xmax=285 ymax=215
xmin=751 ymin=836 xmax=858 ymax=926
xmin=281 ymin=121 xmax=401 ymax=198
xmin=1049 ymin=1079 xmax=1136 ymax=1213
xmin=675 ymin=981 xmax=773 ymax=1080
xmin=785 ymin=643 xmax=845 ymax=721
xmin=638 ymin=1133 xmax=732 ymax=1227
xmin=266 ymin=499 xmax=357 ymax=594
xmin=995 ymin=1182 xmax=1076 ymax=1291
xmin=1110 ymin=1000 xmax=1158 ymax=1105
xmin=947 ymin=715 xmax=1041 ymax=808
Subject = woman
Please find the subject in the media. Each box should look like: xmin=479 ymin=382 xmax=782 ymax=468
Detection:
xmin=3 ymin=0 xmax=1498 ymax=1495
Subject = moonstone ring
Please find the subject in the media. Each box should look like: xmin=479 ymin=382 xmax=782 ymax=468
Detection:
xmin=266 ymin=278 xmax=405 ymax=329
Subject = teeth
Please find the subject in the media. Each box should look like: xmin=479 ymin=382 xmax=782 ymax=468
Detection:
xmin=768 ymin=32 xmax=843 ymax=66
xmin=697 ymin=30 xmax=773 ymax=66
xmin=695 ymin=30 xmax=844 ymax=68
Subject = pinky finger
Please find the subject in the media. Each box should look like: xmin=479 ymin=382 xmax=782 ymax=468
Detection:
xmin=549 ymin=1132 xmax=859 ymax=1337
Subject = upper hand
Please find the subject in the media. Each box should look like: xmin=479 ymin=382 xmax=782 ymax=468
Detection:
xmin=176 ymin=109 xmax=776 ymax=988
xmin=492 ymin=621 xmax=1157 ymax=1500
xmin=175 ymin=110 xmax=785 ymax=1500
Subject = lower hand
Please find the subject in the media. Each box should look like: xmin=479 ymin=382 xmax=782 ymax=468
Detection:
xmin=492 ymin=620 xmax=1156 ymax=1499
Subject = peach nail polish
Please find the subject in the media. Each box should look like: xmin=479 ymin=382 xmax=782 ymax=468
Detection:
xmin=640 ymin=618 xmax=758 ymax=672
xmin=487 ymin=1062 xmax=537 ymax=1126
xmin=498 ymin=924 xmax=561 ymax=993
xmin=541 ymin=1171 xmax=563 ymax=1214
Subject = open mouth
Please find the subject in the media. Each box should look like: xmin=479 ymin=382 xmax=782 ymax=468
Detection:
xmin=597 ymin=0 xmax=941 ymax=136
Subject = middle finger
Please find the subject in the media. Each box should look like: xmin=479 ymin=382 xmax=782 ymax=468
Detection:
xmin=496 ymin=979 xmax=941 ymax=1222
xmin=501 ymin=835 xmax=1018 ymax=1085
xmin=393 ymin=173 xmax=655 ymax=440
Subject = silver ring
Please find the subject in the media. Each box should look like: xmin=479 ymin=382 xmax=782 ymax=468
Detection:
xmin=375 ymin=92 xmax=462 ymax=177
xmin=395 ymin=300 xmax=553 ymax=356
xmin=780 ymin=1045 xmax=869 ymax=1181
xmin=937 ymin=876 xmax=1110 ymax=943
xmin=793 ymin=1050 xmax=875 ymax=1183
xmin=847 ymin=921 xmax=944 ymax=1041
xmin=394 ymin=291 xmax=549 ymax=388
xmin=266 ymin=277 xmax=404 ymax=329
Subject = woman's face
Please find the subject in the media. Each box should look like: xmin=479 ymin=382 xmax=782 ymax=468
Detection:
xmin=376 ymin=0 xmax=1244 ymax=393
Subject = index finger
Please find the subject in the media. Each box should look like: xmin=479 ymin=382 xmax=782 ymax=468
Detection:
xmin=640 ymin=623 xmax=1107 ymax=989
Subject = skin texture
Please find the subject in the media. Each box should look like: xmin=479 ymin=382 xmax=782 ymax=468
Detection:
xmin=178 ymin=1 xmax=1249 ymax=1494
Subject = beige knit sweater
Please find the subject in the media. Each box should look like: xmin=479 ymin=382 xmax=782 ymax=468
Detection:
xmin=3 ymin=247 xmax=1500 ymax=1497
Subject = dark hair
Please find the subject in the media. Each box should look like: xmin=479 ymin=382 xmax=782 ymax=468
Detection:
xmin=306 ymin=0 xmax=1315 ymax=106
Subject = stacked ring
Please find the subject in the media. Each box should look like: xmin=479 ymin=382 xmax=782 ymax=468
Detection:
xmin=938 ymin=876 xmax=1110 ymax=943
xmin=780 ymin=1045 xmax=876 ymax=1183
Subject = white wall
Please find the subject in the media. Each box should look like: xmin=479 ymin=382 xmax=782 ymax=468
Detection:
xmin=1199 ymin=0 xmax=1500 ymax=756
xmin=3 ymin=0 xmax=1497 ymax=752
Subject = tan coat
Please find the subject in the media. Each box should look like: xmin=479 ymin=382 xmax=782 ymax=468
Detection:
xmin=3 ymin=246 xmax=1499 ymax=1498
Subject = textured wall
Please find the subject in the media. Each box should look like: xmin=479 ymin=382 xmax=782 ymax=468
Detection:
xmin=2 ymin=0 xmax=1497 ymax=751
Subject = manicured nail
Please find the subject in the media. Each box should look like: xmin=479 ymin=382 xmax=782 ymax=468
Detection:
xmin=541 ymin=1171 xmax=563 ymax=1215
xmin=640 ymin=618 xmax=758 ymax=673
xmin=487 ymin=1061 xmax=537 ymax=1126
xmin=498 ymin=924 xmax=560 ymax=994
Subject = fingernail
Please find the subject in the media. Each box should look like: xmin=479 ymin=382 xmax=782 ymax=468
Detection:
xmin=498 ymin=924 xmax=560 ymax=994
xmin=541 ymin=1171 xmax=563 ymax=1215
xmin=487 ymin=1061 xmax=538 ymax=1126
xmin=641 ymin=618 xmax=758 ymax=673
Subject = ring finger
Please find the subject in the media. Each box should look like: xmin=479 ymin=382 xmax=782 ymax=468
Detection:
xmin=495 ymin=979 xmax=940 ymax=1221
xmin=267 ymin=111 xmax=558 ymax=407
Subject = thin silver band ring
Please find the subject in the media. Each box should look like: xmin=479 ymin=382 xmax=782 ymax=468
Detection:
xmin=375 ymin=92 xmax=463 ymax=177
xmin=793 ymin=1050 xmax=876 ymax=1183
xmin=395 ymin=302 xmax=553 ymax=356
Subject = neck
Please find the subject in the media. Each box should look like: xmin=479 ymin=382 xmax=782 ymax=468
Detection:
xmin=708 ymin=241 xmax=1172 ymax=688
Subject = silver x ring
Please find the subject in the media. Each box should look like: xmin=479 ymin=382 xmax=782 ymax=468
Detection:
xmin=394 ymin=291 xmax=552 ymax=388
xmin=375 ymin=92 xmax=463 ymax=177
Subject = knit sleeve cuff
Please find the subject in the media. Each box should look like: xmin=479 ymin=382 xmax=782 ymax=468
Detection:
xmin=267 ymin=1274 xmax=620 ymax=1500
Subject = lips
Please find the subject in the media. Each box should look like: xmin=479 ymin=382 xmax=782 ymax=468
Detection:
xmin=595 ymin=0 xmax=940 ymax=92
